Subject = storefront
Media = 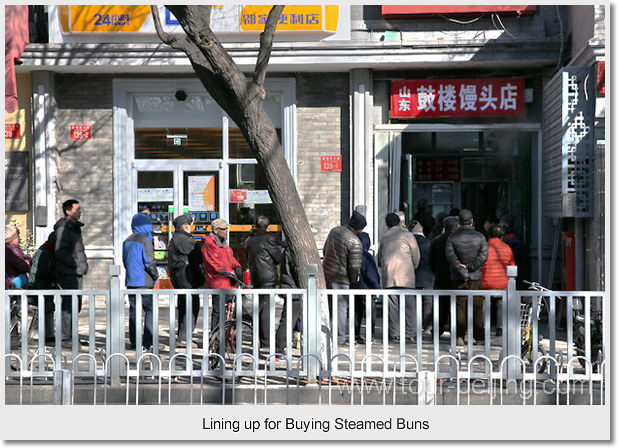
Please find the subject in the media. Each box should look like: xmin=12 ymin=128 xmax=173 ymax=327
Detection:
xmin=371 ymin=76 xmax=543 ymax=283
xmin=113 ymin=78 xmax=297 ymax=280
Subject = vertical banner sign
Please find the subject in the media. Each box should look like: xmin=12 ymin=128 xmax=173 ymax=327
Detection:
xmin=5 ymin=151 xmax=29 ymax=210
xmin=70 ymin=125 xmax=92 ymax=140
xmin=391 ymin=78 xmax=525 ymax=118
xmin=188 ymin=176 xmax=216 ymax=211
xmin=320 ymin=155 xmax=342 ymax=171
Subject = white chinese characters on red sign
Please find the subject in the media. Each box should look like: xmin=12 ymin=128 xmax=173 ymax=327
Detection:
xmin=5 ymin=124 xmax=21 ymax=139
xmin=70 ymin=125 xmax=92 ymax=140
xmin=391 ymin=78 xmax=525 ymax=119
xmin=320 ymin=155 xmax=342 ymax=172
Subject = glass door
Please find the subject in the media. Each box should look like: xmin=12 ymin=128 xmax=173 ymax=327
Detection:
xmin=135 ymin=161 xmax=222 ymax=287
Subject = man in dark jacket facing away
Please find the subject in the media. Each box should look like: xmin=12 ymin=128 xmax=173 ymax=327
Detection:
xmin=445 ymin=209 xmax=488 ymax=345
xmin=168 ymin=213 xmax=205 ymax=347
xmin=428 ymin=216 xmax=459 ymax=337
xmin=409 ymin=220 xmax=434 ymax=333
xmin=244 ymin=215 xmax=284 ymax=348
xmin=54 ymin=199 xmax=88 ymax=347
xmin=123 ymin=213 xmax=159 ymax=351
xmin=322 ymin=210 xmax=365 ymax=346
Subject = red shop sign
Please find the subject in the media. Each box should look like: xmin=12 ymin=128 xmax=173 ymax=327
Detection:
xmin=229 ymin=189 xmax=248 ymax=203
xmin=415 ymin=157 xmax=461 ymax=182
xmin=5 ymin=124 xmax=21 ymax=139
xmin=320 ymin=155 xmax=342 ymax=172
xmin=70 ymin=125 xmax=92 ymax=140
xmin=391 ymin=78 xmax=525 ymax=119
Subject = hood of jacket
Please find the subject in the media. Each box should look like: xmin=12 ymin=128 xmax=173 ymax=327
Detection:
xmin=131 ymin=213 xmax=153 ymax=240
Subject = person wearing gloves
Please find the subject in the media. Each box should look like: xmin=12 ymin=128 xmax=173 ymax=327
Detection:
xmin=201 ymin=218 xmax=242 ymax=329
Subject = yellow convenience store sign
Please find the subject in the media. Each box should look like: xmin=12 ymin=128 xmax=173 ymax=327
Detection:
xmin=59 ymin=5 xmax=339 ymax=35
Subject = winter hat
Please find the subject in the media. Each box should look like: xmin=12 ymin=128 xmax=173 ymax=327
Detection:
xmin=385 ymin=213 xmax=400 ymax=228
xmin=173 ymin=213 xmax=192 ymax=228
xmin=458 ymin=209 xmax=474 ymax=226
xmin=348 ymin=210 xmax=367 ymax=230
xmin=5 ymin=225 xmax=18 ymax=243
xmin=499 ymin=215 xmax=514 ymax=227
xmin=211 ymin=218 xmax=229 ymax=230
xmin=409 ymin=220 xmax=423 ymax=234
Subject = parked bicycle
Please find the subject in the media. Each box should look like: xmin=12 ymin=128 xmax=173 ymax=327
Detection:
xmin=207 ymin=271 xmax=254 ymax=370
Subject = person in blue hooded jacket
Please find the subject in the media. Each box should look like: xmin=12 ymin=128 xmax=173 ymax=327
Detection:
xmin=123 ymin=213 xmax=159 ymax=350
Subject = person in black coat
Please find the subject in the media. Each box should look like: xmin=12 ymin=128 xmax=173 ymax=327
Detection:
xmin=243 ymin=215 xmax=284 ymax=348
xmin=409 ymin=221 xmax=434 ymax=333
xmin=350 ymin=231 xmax=381 ymax=344
xmin=168 ymin=213 xmax=205 ymax=347
xmin=428 ymin=216 xmax=459 ymax=336
xmin=28 ymin=232 xmax=57 ymax=342
xmin=274 ymin=241 xmax=304 ymax=354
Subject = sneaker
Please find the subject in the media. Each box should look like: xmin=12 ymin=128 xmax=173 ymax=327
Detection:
xmin=406 ymin=336 xmax=416 ymax=343
xmin=495 ymin=327 xmax=502 ymax=337
xmin=389 ymin=336 xmax=400 ymax=343
xmin=456 ymin=337 xmax=465 ymax=345
xmin=179 ymin=340 xmax=198 ymax=348
xmin=355 ymin=337 xmax=366 ymax=345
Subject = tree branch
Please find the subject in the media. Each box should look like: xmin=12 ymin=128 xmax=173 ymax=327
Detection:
xmin=253 ymin=5 xmax=285 ymax=87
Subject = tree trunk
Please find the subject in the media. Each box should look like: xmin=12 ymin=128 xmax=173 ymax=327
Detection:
xmin=153 ymin=6 xmax=331 ymax=363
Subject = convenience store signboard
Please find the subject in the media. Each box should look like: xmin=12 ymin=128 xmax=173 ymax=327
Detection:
xmin=58 ymin=5 xmax=339 ymax=36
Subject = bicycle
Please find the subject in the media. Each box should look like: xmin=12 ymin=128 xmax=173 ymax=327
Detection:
xmin=207 ymin=271 xmax=254 ymax=370
xmin=521 ymin=280 xmax=548 ymax=373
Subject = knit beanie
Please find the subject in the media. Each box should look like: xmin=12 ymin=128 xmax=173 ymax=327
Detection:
xmin=348 ymin=210 xmax=367 ymax=230
xmin=5 ymin=225 xmax=18 ymax=243
xmin=385 ymin=213 xmax=400 ymax=228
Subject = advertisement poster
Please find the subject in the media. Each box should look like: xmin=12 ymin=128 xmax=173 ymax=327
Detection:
xmin=188 ymin=176 xmax=216 ymax=211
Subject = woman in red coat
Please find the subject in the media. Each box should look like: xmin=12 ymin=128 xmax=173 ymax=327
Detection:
xmin=481 ymin=225 xmax=515 ymax=336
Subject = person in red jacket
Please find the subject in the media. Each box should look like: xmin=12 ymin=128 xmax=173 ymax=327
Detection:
xmin=481 ymin=225 xmax=515 ymax=336
xmin=201 ymin=218 xmax=242 ymax=328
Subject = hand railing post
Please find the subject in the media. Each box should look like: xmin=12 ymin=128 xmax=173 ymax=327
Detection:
xmin=108 ymin=265 xmax=123 ymax=387
xmin=504 ymin=266 xmax=520 ymax=389
xmin=305 ymin=264 xmax=319 ymax=383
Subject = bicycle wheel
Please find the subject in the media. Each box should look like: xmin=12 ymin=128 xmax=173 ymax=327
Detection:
xmin=521 ymin=342 xmax=547 ymax=373
xmin=207 ymin=320 xmax=254 ymax=370
xmin=227 ymin=320 xmax=254 ymax=370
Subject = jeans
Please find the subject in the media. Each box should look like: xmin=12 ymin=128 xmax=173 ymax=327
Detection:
xmin=128 ymin=291 xmax=154 ymax=349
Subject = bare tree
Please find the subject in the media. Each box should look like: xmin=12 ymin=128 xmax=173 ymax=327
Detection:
xmin=151 ymin=6 xmax=332 ymax=360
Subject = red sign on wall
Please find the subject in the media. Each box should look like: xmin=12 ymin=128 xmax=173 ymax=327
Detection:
xmin=320 ymin=155 xmax=342 ymax=172
xmin=70 ymin=125 xmax=92 ymax=140
xmin=229 ymin=189 xmax=248 ymax=203
xmin=5 ymin=124 xmax=21 ymax=139
xmin=391 ymin=78 xmax=526 ymax=119
xmin=382 ymin=6 xmax=536 ymax=16
xmin=416 ymin=157 xmax=461 ymax=182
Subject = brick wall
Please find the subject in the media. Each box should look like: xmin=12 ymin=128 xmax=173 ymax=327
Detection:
xmin=54 ymin=74 xmax=115 ymax=289
xmin=295 ymin=73 xmax=350 ymax=248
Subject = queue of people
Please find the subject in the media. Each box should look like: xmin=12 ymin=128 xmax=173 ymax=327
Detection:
xmin=6 ymin=197 xmax=524 ymax=353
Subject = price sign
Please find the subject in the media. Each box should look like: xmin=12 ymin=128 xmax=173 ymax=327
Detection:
xmin=5 ymin=124 xmax=21 ymax=139
xmin=70 ymin=125 xmax=92 ymax=140
xmin=320 ymin=155 xmax=342 ymax=172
